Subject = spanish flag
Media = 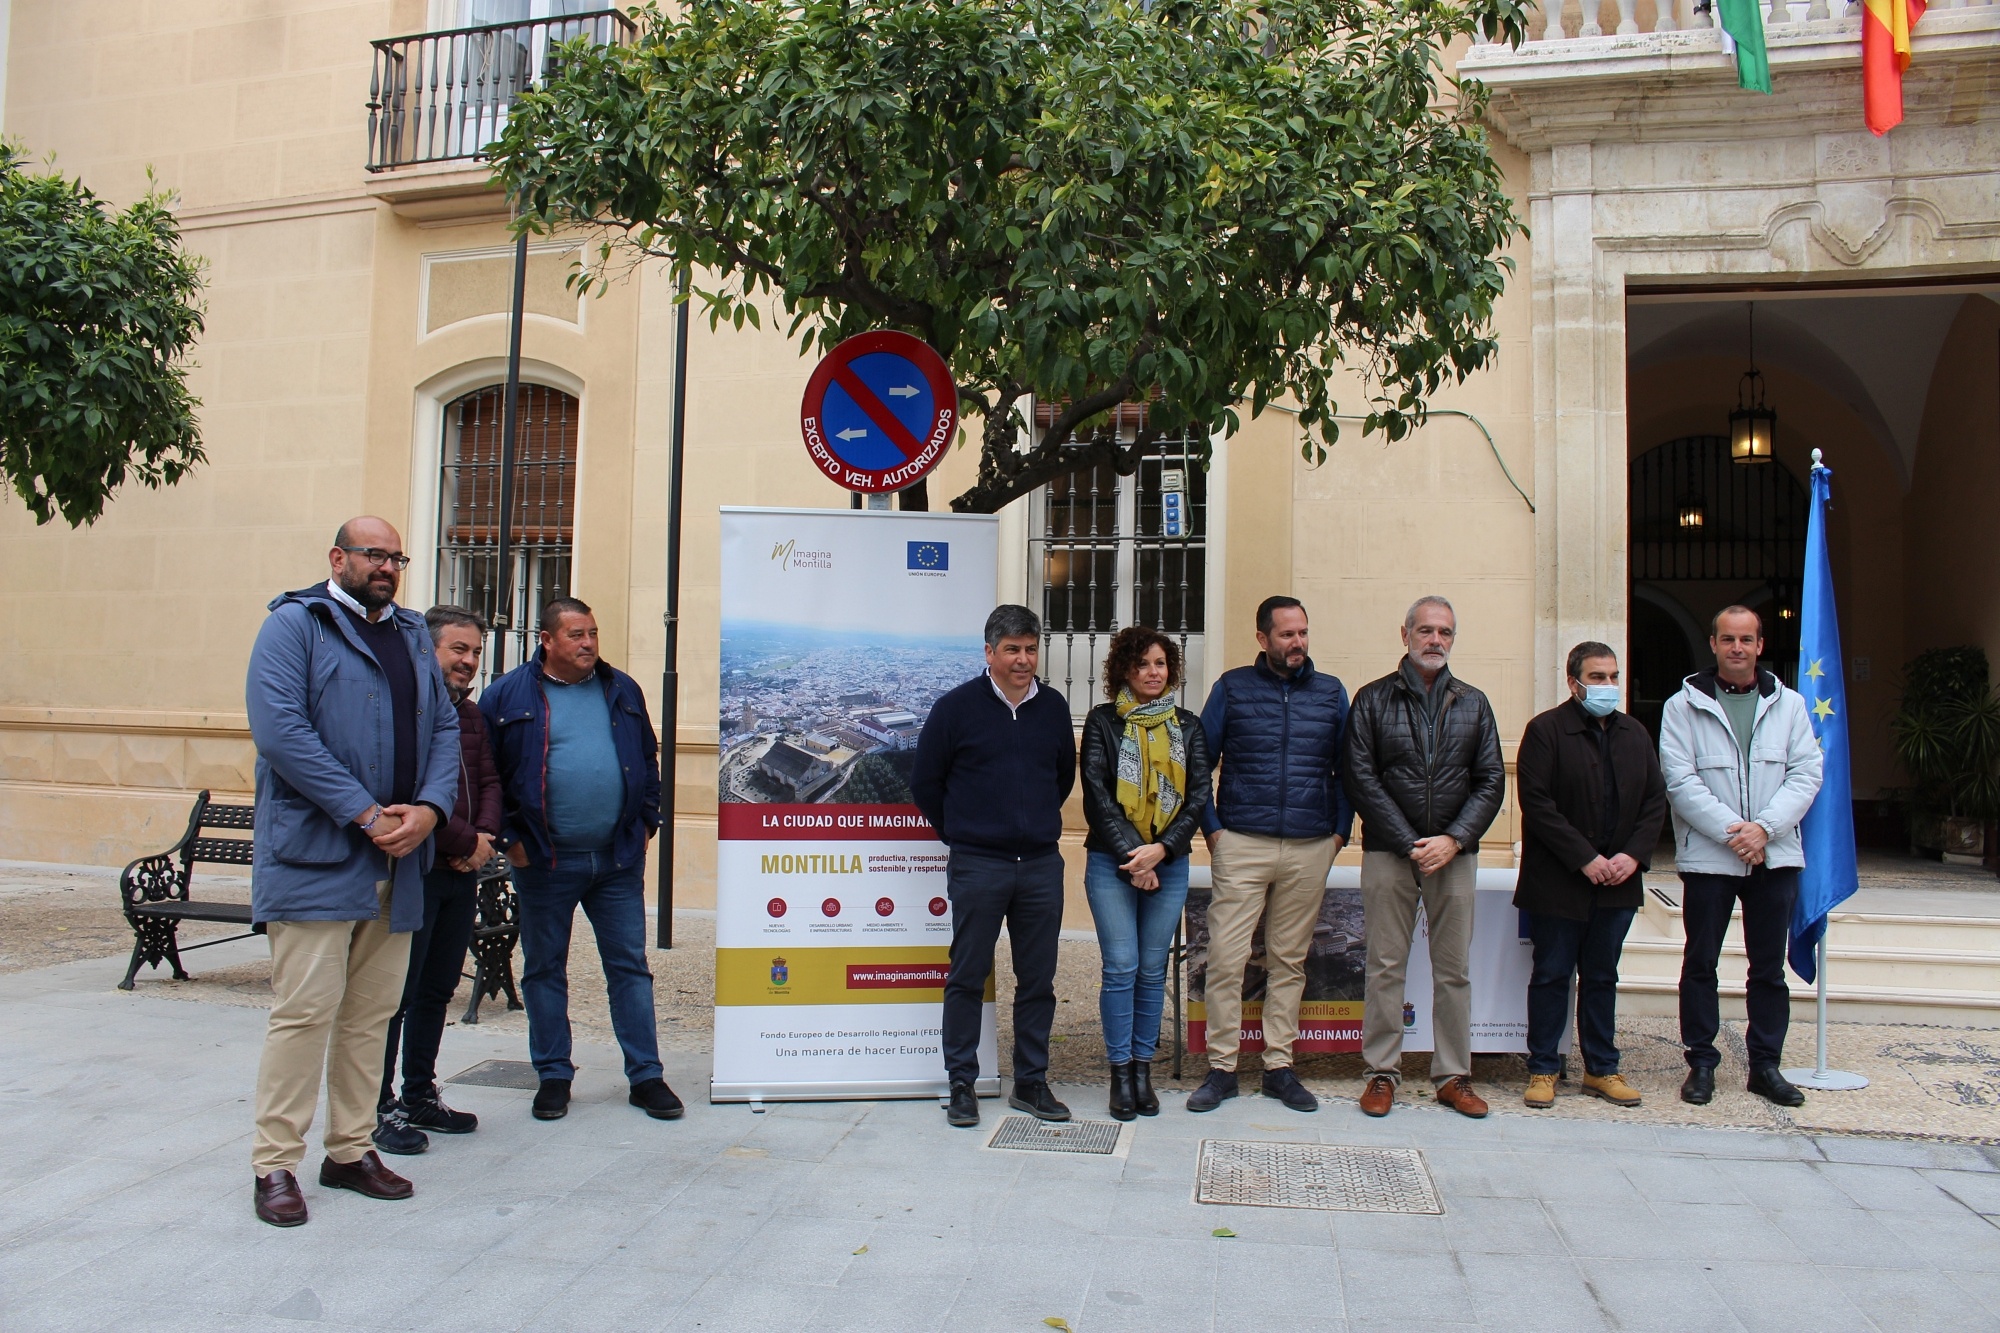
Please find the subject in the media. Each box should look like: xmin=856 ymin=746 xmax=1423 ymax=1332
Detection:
xmin=1863 ymin=0 xmax=1927 ymax=135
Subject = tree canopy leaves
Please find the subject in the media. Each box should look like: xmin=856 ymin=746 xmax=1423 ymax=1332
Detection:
xmin=489 ymin=0 xmax=1527 ymax=512
xmin=0 ymin=144 xmax=206 ymax=527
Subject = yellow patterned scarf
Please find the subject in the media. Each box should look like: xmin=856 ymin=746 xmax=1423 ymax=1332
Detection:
xmin=1114 ymin=688 xmax=1186 ymax=840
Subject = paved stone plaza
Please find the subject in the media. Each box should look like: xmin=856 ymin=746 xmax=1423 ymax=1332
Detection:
xmin=3 ymin=929 xmax=1998 ymax=1333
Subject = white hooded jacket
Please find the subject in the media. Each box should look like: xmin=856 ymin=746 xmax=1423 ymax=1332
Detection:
xmin=1658 ymin=668 xmax=1824 ymax=876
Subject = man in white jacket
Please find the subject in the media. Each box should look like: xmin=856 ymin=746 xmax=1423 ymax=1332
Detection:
xmin=1659 ymin=606 xmax=1823 ymax=1109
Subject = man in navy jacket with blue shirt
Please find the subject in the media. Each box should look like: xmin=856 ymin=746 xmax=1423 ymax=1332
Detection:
xmin=912 ymin=605 xmax=1076 ymax=1129
xmin=1186 ymin=596 xmax=1351 ymax=1114
xmin=480 ymin=597 xmax=679 ymax=1125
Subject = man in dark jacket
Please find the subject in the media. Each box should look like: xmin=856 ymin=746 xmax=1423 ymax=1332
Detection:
xmin=1343 ymin=595 xmax=1504 ymax=1119
xmin=244 ymin=517 xmax=460 ymax=1226
xmin=1186 ymin=595 xmax=1350 ymax=1115
xmin=481 ymin=598 xmax=679 ymax=1124
xmin=374 ymin=605 xmax=505 ymax=1155
xmin=911 ymin=604 xmax=1076 ymax=1129
xmin=1513 ymin=641 xmax=1667 ymax=1111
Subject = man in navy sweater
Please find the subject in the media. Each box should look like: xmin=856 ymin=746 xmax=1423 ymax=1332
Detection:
xmin=911 ymin=605 xmax=1077 ymax=1129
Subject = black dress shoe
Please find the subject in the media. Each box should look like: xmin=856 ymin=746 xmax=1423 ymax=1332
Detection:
xmin=1107 ymin=1062 xmax=1137 ymax=1122
xmin=1007 ymin=1080 xmax=1071 ymax=1121
xmin=1186 ymin=1069 xmax=1239 ymax=1113
xmin=532 ymin=1078 xmax=572 ymax=1121
xmin=1681 ymin=1066 xmax=1716 ymax=1105
xmin=1262 ymin=1067 xmax=1319 ymax=1112
xmin=318 ymin=1151 xmax=413 ymax=1200
xmin=1131 ymin=1060 xmax=1160 ymax=1117
xmin=945 ymin=1080 xmax=980 ymax=1128
xmin=630 ymin=1078 xmax=685 ymax=1120
xmin=1748 ymin=1065 xmax=1806 ymax=1107
xmin=254 ymin=1170 xmax=308 ymax=1227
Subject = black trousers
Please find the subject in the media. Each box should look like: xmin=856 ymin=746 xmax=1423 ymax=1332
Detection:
xmin=1526 ymin=905 xmax=1636 ymax=1077
xmin=379 ymin=866 xmax=480 ymax=1108
xmin=1678 ymin=866 xmax=1798 ymax=1072
xmin=942 ymin=848 xmax=1064 ymax=1086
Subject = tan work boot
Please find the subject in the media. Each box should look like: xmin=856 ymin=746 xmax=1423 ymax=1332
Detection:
xmin=1582 ymin=1072 xmax=1642 ymax=1107
xmin=1523 ymin=1073 xmax=1557 ymax=1109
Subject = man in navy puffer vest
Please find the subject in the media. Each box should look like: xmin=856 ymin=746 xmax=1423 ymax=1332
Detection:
xmin=1187 ymin=596 xmax=1351 ymax=1114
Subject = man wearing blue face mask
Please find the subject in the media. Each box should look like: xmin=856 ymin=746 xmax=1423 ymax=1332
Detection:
xmin=1511 ymin=642 xmax=1667 ymax=1110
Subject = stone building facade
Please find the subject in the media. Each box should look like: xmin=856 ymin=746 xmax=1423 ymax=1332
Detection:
xmin=1 ymin=0 xmax=1995 ymax=914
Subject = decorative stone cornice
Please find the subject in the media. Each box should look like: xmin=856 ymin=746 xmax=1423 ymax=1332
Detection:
xmin=1459 ymin=9 xmax=2000 ymax=149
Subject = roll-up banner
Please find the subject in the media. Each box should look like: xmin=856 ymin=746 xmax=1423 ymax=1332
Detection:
xmin=713 ymin=507 xmax=1001 ymax=1102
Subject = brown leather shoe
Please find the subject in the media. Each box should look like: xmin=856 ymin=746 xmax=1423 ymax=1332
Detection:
xmin=1435 ymin=1075 xmax=1489 ymax=1119
xmin=254 ymin=1170 xmax=308 ymax=1227
xmin=1582 ymin=1072 xmax=1642 ymax=1107
xmin=1359 ymin=1074 xmax=1396 ymax=1118
xmin=318 ymin=1150 xmax=413 ymax=1200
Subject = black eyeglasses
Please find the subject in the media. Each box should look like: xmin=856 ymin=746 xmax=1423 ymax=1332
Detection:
xmin=339 ymin=546 xmax=411 ymax=570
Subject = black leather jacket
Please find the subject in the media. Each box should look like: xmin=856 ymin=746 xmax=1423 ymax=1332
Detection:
xmin=1080 ymin=702 xmax=1212 ymax=860
xmin=1342 ymin=661 xmax=1505 ymax=856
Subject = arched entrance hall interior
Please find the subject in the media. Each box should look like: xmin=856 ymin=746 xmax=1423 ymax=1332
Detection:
xmin=1625 ymin=284 xmax=2000 ymax=831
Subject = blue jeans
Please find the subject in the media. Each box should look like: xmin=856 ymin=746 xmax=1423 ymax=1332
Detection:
xmin=1084 ymin=851 xmax=1190 ymax=1064
xmin=513 ymin=850 xmax=662 ymax=1085
xmin=1526 ymin=906 xmax=1636 ymax=1076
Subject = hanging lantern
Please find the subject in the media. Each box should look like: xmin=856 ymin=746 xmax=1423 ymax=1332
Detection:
xmin=1729 ymin=303 xmax=1776 ymax=465
xmin=1676 ymin=493 xmax=1706 ymax=529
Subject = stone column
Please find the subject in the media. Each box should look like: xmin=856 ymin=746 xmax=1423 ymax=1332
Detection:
xmin=1530 ymin=142 xmax=1630 ymax=712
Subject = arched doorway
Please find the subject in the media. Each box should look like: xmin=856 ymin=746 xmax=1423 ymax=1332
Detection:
xmin=1628 ymin=435 xmax=1806 ymax=740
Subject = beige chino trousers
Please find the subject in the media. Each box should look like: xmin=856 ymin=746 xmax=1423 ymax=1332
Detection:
xmin=1203 ymin=830 xmax=1338 ymax=1073
xmin=1360 ymin=850 xmax=1476 ymax=1086
xmin=251 ymin=879 xmax=412 ymax=1175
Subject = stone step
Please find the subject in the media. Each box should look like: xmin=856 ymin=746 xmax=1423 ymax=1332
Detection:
xmin=1619 ymin=889 xmax=2000 ymax=1024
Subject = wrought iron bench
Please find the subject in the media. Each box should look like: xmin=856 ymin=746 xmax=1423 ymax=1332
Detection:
xmin=461 ymin=857 xmax=523 ymax=1024
xmin=117 ymin=790 xmax=262 ymax=990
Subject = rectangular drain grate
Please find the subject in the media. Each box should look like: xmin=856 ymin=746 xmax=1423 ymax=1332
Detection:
xmin=446 ymin=1059 xmax=542 ymax=1090
xmin=1196 ymin=1140 xmax=1443 ymax=1214
xmin=987 ymin=1116 xmax=1124 ymax=1155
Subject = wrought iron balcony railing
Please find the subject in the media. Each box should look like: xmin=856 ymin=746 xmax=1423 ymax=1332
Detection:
xmin=366 ymin=10 xmax=636 ymax=173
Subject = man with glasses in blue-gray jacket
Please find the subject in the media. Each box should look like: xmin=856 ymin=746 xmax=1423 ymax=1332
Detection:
xmin=244 ymin=517 xmax=459 ymax=1228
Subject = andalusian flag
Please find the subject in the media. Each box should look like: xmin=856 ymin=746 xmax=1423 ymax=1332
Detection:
xmin=1864 ymin=0 xmax=1927 ymax=135
xmin=1716 ymin=0 xmax=1772 ymax=94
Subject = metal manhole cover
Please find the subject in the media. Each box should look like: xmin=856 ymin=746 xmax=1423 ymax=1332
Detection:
xmin=446 ymin=1059 xmax=542 ymax=1090
xmin=1195 ymin=1140 xmax=1443 ymax=1214
xmin=987 ymin=1116 xmax=1123 ymax=1155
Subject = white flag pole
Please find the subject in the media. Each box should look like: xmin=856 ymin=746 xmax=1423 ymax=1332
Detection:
xmin=1784 ymin=929 xmax=1868 ymax=1091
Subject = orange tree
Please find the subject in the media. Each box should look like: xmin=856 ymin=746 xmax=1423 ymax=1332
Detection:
xmin=0 ymin=145 xmax=205 ymax=526
xmin=490 ymin=0 xmax=1526 ymax=512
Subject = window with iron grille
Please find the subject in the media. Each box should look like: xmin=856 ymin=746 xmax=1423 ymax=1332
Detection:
xmin=1032 ymin=428 xmax=1209 ymax=716
xmin=434 ymin=383 xmax=578 ymax=675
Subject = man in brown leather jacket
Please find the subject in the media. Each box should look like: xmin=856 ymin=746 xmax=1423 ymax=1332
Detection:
xmin=1342 ymin=596 xmax=1504 ymax=1119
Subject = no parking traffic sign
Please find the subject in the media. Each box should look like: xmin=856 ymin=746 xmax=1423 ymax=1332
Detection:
xmin=799 ymin=331 xmax=958 ymax=493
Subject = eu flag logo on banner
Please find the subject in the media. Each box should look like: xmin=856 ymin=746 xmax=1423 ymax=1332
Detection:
xmin=1790 ymin=451 xmax=1858 ymax=983
xmin=907 ymin=541 xmax=948 ymax=571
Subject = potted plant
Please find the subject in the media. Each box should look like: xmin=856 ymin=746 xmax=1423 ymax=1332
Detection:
xmin=1891 ymin=647 xmax=2000 ymax=863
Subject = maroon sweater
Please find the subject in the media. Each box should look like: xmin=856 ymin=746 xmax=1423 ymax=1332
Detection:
xmin=437 ymin=691 xmax=504 ymax=861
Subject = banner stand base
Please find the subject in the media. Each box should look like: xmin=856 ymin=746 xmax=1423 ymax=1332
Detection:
xmin=712 ymin=1077 xmax=1002 ymax=1104
xmin=1782 ymin=1067 xmax=1869 ymax=1091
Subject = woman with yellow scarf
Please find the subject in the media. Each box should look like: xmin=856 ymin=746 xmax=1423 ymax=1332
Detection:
xmin=1080 ymin=627 xmax=1212 ymax=1121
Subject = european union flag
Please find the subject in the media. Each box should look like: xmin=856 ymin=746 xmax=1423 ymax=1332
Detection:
xmin=1790 ymin=452 xmax=1858 ymax=983
xmin=907 ymin=541 xmax=948 ymax=571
